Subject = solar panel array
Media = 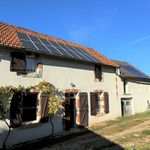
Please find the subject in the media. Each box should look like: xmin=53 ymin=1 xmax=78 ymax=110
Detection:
xmin=17 ymin=32 xmax=100 ymax=64
xmin=119 ymin=64 xmax=149 ymax=79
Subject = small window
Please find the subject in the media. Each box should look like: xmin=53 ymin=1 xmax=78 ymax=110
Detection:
xmin=126 ymin=101 xmax=130 ymax=105
xmin=26 ymin=57 xmax=37 ymax=72
xmin=95 ymin=94 xmax=100 ymax=113
xmin=95 ymin=65 xmax=102 ymax=81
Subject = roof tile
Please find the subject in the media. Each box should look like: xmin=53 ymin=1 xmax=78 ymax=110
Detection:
xmin=0 ymin=22 xmax=118 ymax=67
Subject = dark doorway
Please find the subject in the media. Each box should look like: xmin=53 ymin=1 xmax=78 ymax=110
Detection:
xmin=79 ymin=92 xmax=88 ymax=126
xmin=64 ymin=93 xmax=76 ymax=131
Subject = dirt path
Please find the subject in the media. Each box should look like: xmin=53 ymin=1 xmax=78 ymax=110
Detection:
xmin=40 ymin=118 xmax=150 ymax=150
xmin=12 ymin=113 xmax=150 ymax=150
xmin=104 ymin=119 xmax=150 ymax=140
xmin=41 ymin=132 xmax=124 ymax=150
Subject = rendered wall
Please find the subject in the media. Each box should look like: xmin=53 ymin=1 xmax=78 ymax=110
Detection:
xmin=127 ymin=81 xmax=150 ymax=113
xmin=0 ymin=48 xmax=121 ymax=148
xmin=117 ymin=75 xmax=150 ymax=115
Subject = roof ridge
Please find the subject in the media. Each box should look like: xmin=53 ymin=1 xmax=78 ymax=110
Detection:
xmin=112 ymin=59 xmax=128 ymax=64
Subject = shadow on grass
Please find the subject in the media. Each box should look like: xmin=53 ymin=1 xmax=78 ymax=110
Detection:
xmin=8 ymin=127 xmax=124 ymax=150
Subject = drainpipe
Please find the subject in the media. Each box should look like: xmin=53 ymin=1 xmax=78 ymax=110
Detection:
xmin=3 ymin=119 xmax=11 ymax=150
xmin=49 ymin=116 xmax=54 ymax=136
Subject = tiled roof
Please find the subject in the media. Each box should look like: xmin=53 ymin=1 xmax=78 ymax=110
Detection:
xmin=113 ymin=60 xmax=150 ymax=80
xmin=0 ymin=22 xmax=118 ymax=67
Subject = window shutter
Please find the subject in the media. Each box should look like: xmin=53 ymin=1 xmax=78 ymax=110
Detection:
xmin=104 ymin=92 xmax=109 ymax=114
xmin=90 ymin=92 xmax=97 ymax=116
xmin=40 ymin=96 xmax=49 ymax=118
xmin=11 ymin=52 xmax=26 ymax=72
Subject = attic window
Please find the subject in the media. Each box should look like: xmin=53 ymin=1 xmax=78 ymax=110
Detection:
xmin=95 ymin=65 xmax=102 ymax=81
xmin=10 ymin=52 xmax=39 ymax=74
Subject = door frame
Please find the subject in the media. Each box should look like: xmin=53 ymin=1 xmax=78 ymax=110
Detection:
xmin=64 ymin=92 xmax=76 ymax=131
xmin=121 ymin=98 xmax=132 ymax=116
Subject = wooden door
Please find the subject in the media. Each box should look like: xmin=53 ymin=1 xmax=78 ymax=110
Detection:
xmin=79 ymin=92 xmax=88 ymax=126
xmin=121 ymin=99 xmax=132 ymax=116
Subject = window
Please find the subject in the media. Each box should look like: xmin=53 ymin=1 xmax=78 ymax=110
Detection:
xmin=90 ymin=92 xmax=109 ymax=116
xmin=10 ymin=52 xmax=40 ymax=75
xmin=10 ymin=92 xmax=38 ymax=128
xmin=95 ymin=65 xmax=102 ymax=81
xmin=26 ymin=57 xmax=37 ymax=72
xmin=95 ymin=94 xmax=100 ymax=113
xmin=90 ymin=92 xmax=99 ymax=116
xmin=10 ymin=52 xmax=26 ymax=72
xmin=22 ymin=93 xmax=37 ymax=122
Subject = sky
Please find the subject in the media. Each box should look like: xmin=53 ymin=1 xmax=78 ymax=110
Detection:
xmin=0 ymin=0 xmax=150 ymax=75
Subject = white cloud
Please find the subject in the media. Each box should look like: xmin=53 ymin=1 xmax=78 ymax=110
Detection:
xmin=119 ymin=35 xmax=150 ymax=49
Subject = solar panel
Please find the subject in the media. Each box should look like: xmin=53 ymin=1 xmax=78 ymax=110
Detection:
xmin=46 ymin=45 xmax=62 ymax=55
xmin=46 ymin=40 xmax=63 ymax=55
xmin=29 ymin=35 xmax=41 ymax=43
xmin=17 ymin=32 xmax=101 ymax=63
xmin=20 ymin=39 xmax=39 ymax=52
xmin=61 ymin=44 xmax=82 ymax=59
xmin=120 ymin=64 xmax=148 ymax=78
xmin=48 ymin=40 xmax=61 ymax=49
xmin=78 ymin=48 xmax=100 ymax=63
xmin=70 ymin=46 xmax=90 ymax=61
xmin=17 ymin=32 xmax=30 ymax=41
xmin=65 ymin=45 xmax=84 ymax=60
xmin=39 ymin=38 xmax=51 ymax=45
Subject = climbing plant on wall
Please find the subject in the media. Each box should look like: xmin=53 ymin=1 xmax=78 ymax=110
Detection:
xmin=0 ymin=86 xmax=28 ymax=119
xmin=0 ymin=81 xmax=62 ymax=119
xmin=33 ymin=81 xmax=62 ymax=116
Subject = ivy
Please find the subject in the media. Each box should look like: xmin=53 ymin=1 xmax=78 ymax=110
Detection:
xmin=34 ymin=81 xmax=61 ymax=116
xmin=0 ymin=81 xmax=61 ymax=119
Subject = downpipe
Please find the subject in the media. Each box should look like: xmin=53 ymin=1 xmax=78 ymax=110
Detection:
xmin=3 ymin=119 xmax=11 ymax=150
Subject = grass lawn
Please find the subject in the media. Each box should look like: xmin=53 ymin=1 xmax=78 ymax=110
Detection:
xmin=89 ymin=111 xmax=150 ymax=150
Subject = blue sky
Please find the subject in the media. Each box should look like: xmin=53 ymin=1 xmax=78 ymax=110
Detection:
xmin=1 ymin=0 xmax=150 ymax=75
